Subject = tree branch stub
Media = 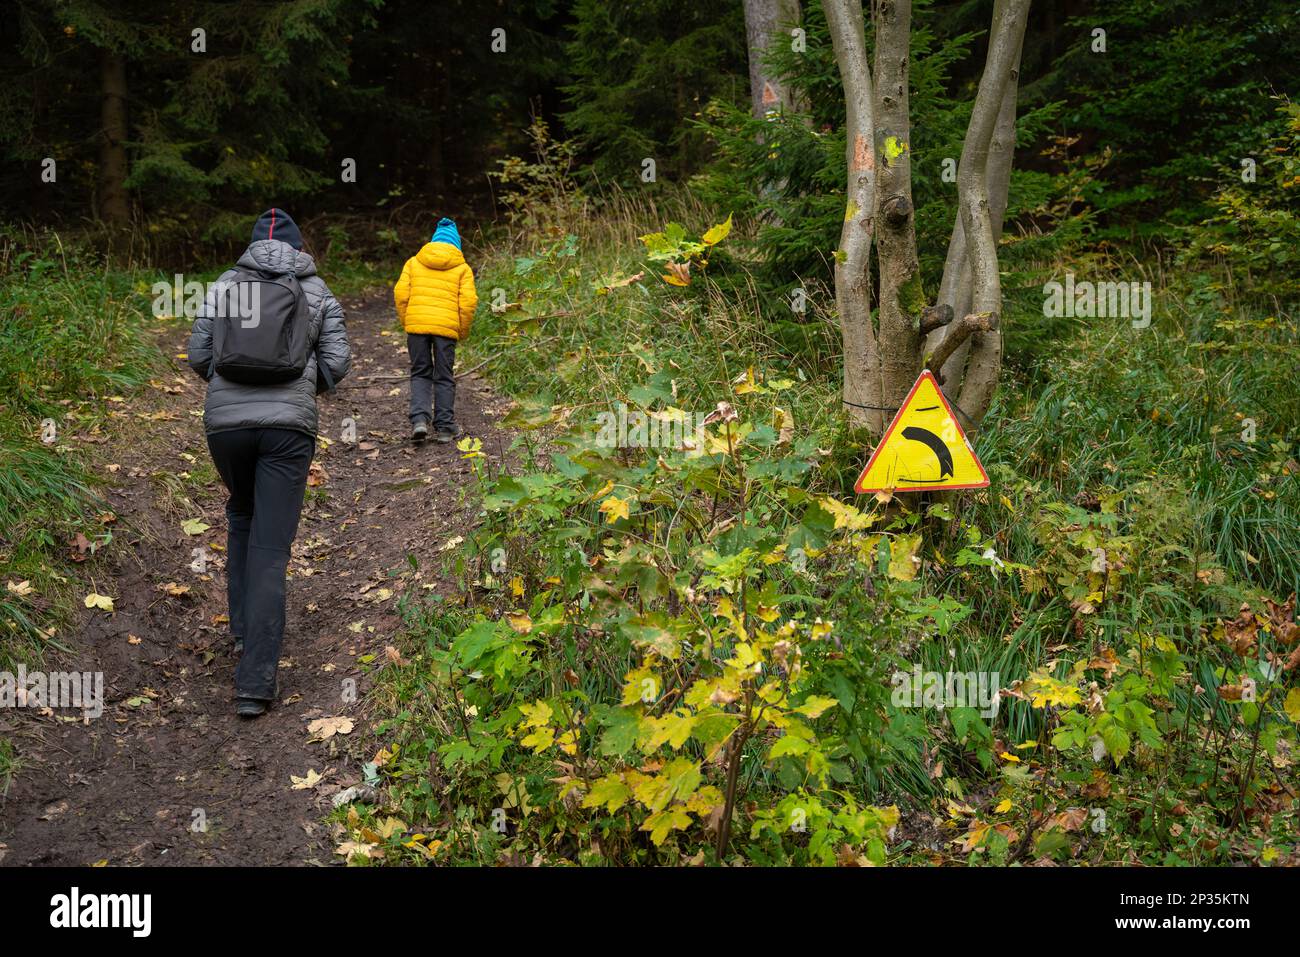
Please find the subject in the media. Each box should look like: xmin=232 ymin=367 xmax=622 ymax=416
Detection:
xmin=929 ymin=311 xmax=996 ymax=384
xmin=918 ymin=303 xmax=954 ymax=335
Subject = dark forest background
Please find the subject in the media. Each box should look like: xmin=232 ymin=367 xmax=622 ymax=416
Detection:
xmin=3 ymin=0 xmax=1297 ymax=265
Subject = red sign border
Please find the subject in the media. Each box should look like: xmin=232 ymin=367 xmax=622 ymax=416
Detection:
xmin=853 ymin=369 xmax=991 ymax=494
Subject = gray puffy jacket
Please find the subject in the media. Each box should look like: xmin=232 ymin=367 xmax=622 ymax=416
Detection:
xmin=188 ymin=240 xmax=350 ymax=436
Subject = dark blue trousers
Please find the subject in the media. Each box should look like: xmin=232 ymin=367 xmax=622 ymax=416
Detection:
xmin=407 ymin=333 xmax=456 ymax=432
xmin=206 ymin=427 xmax=314 ymax=700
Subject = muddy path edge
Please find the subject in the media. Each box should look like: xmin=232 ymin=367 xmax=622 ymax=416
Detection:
xmin=0 ymin=289 xmax=511 ymax=866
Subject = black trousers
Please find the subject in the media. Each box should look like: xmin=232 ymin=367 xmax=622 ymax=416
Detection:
xmin=407 ymin=333 xmax=456 ymax=432
xmin=206 ymin=427 xmax=314 ymax=700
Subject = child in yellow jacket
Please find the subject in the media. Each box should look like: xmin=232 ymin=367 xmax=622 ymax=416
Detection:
xmin=393 ymin=218 xmax=478 ymax=443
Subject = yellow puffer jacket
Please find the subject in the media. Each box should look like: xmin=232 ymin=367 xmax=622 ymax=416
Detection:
xmin=394 ymin=242 xmax=478 ymax=340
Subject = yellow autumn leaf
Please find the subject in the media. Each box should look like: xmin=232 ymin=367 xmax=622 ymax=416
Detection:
xmin=519 ymin=700 xmax=553 ymax=729
xmin=290 ymin=769 xmax=323 ymax=790
xmin=961 ymin=821 xmax=993 ymax=852
xmin=702 ymin=212 xmax=733 ymax=246
xmin=84 ymin=592 xmax=115 ymax=611
xmin=520 ymin=726 xmax=555 ymax=753
xmin=774 ymin=406 xmax=794 ymax=444
xmin=733 ymin=366 xmax=761 ymax=395
xmin=820 ymin=496 xmax=872 ymax=531
xmin=599 ymin=495 xmax=630 ymax=524
xmin=662 ymin=261 xmax=691 ymax=286
xmin=1284 ymin=687 xmax=1300 ymax=724
xmin=887 ymin=533 xmax=923 ymax=581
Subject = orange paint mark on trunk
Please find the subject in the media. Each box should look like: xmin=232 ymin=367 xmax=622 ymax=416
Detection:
xmin=852 ymin=134 xmax=875 ymax=172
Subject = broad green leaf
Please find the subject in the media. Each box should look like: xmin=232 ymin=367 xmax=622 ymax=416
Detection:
xmin=582 ymin=774 xmax=632 ymax=814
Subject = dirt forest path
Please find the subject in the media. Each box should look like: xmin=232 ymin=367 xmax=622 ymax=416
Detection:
xmin=0 ymin=290 xmax=510 ymax=866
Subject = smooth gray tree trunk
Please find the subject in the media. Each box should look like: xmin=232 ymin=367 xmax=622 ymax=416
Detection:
xmin=823 ymin=0 xmax=1032 ymax=438
xmin=742 ymin=0 xmax=803 ymax=119
xmin=823 ymin=0 xmax=883 ymax=433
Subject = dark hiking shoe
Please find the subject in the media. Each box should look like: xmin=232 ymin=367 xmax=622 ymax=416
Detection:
xmin=433 ymin=429 xmax=456 ymax=444
xmin=235 ymin=679 xmax=278 ymax=718
xmin=412 ymin=421 xmax=429 ymax=443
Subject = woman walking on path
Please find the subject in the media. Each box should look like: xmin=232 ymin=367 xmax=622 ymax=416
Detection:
xmin=187 ymin=207 xmax=351 ymax=717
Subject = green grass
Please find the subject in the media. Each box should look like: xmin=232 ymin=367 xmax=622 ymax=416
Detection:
xmin=0 ymin=227 xmax=161 ymax=669
xmin=0 ymin=737 xmax=18 ymax=797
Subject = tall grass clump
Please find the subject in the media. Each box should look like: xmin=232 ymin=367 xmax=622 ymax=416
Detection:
xmin=0 ymin=226 xmax=159 ymax=667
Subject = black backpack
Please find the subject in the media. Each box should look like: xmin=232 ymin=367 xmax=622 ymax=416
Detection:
xmin=209 ymin=268 xmax=312 ymax=385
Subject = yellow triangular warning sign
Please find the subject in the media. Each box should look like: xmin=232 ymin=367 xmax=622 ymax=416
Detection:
xmin=854 ymin=370 xmax=989 ymax=494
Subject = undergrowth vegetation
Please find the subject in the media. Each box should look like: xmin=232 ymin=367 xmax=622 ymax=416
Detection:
xmin=352 ymin=163 xmax=1299 ymax=865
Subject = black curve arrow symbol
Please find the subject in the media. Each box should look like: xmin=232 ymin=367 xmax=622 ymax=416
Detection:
xmin=900 ymin=426 xmax=953 ymax=480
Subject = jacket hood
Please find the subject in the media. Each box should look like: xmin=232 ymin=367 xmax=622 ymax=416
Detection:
xmin=416 ymin=241 xmax=465 ymax=270
xmin=238 ymin=239 xmax=318 ymax=277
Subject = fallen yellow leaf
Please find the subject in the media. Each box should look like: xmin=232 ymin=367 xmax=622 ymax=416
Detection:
xmin=84 ymin=592 xmax=115 ymax=611
xmin=290 ymin=769 xmax=323 ymax=790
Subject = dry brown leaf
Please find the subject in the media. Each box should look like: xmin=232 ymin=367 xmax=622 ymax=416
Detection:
xmin=307 ymin=717 xmax=354 ymax=742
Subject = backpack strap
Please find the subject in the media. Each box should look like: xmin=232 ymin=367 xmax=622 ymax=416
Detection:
xmin=316 ymin=347 xmax=336 ymax=394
